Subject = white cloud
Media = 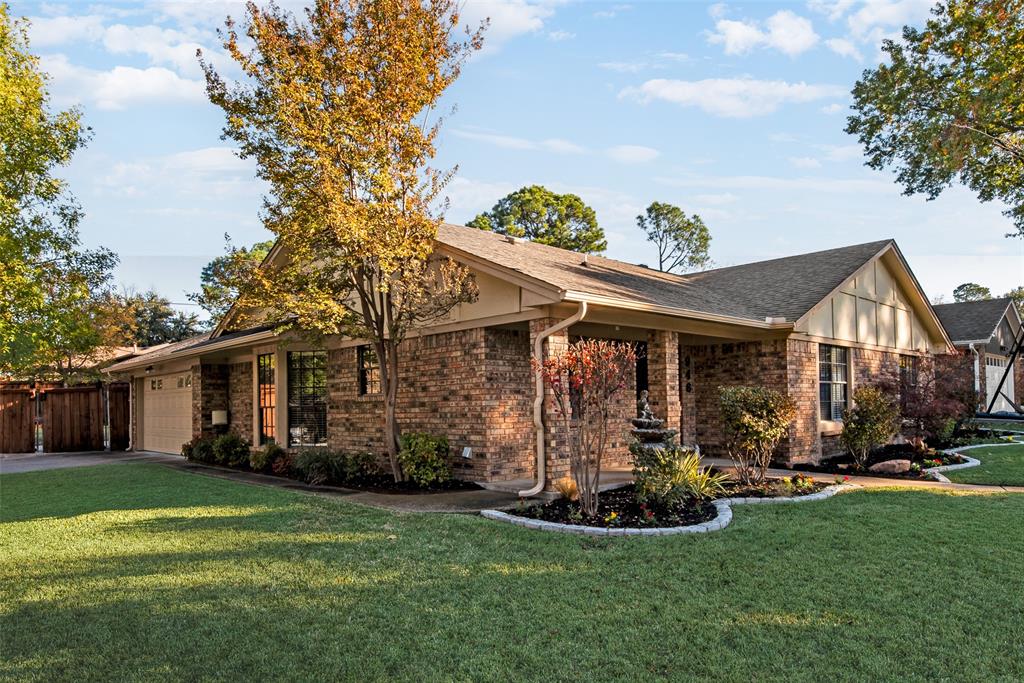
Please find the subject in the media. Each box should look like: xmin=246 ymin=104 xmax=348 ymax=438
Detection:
xmin=460 ymin=0 xmax=556 ymax=52
xmin=40 ymin=54 xmax=206 ymax=110
xmin=658 ymin=51 xmax=690 ymax=62
xmin=707 ymin=10 xmax=819 ymax=57
xmin=815 ymin=143 xmax=863 ymax=162
xmin=594 ymin=4 xmax=633 ymax=19
xmin=846 ymin=0 xmax=934 ymax=40
xmin=807 ymin=0 xmax=858 ymax=22
xmin=101 ymin=23 xmax=233 ymax=78
xmin=599 ymin=60 xmax=650 ymax=73
xmin=708 ymin=3 xmax=729 ymax=20
xmin=821 ymin=103 xmax=845 ymax=114
xmin=825 ymin=37 xmax=863 ymax=60
xmin=692 ymin=192 xmax=739 ymax=205
xmin=606 ymin=145 xmax=660 ymax=164
xmin=450 ymin=129 xmax=585 ymax=154
xmin=547 ymin=30 xmax=575 ymax=41
xmin=27 ymin=14 xmax=105 ymax=46
xmin=620 ymin=78 xmax=846 ymax=118
xmin=96 ymin=146 xmax=259 ymax=198
xmin=789 ymin=156 xmax=822 ymax=169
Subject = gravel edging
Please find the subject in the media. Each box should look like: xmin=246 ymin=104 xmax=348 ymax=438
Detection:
xmin=480 ymin=484 xmax=856 ymax=537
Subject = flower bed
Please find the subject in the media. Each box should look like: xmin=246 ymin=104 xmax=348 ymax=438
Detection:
xmin=793 ymin=444 xmax=966 ymax=480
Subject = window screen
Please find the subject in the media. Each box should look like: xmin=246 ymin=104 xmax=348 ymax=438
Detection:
xmin=819 ymin=344 xmax=849 ymax=421
xmin=287 ymin=351 xmax=327 ymax=447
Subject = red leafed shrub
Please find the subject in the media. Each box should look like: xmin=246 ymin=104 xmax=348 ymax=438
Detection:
xmin=534 ymin=339 xmax=637 ymax=517
xmin=893 ymin=352 xmax=976 ymax=445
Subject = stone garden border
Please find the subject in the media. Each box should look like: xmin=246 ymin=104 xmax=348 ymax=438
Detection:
xmin=481 ymin=484 xmax=857 ymax=537
xmin=925 ymin=441 xmax=1018 ymax=482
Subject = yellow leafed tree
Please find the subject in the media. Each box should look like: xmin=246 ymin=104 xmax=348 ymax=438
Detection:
xmin=201 ymin=0 xmax=485 ymax=479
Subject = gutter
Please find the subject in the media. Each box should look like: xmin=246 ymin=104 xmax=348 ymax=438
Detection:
xmin=520 ymin=301 xmax=588 ymax=498
xmin=561 ymin=291 xmax=793 ymax=330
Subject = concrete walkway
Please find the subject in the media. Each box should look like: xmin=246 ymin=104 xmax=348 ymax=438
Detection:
xmin=0 ymin=449 xmax=523 ymax=513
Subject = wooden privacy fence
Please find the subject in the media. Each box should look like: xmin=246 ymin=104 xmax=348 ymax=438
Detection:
xmin=43 ymin=386 xmax=105 ymax=452
xmin=0 ymin=389 xmax=34 ymax=454
xmin=108 ymin=383 xmax=130 ymax=451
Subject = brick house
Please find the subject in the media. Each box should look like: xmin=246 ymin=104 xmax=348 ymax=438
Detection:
xmin=933 ymin=298 xmax=1022 ymax=413
xmin=107 ymin=224 xmax=953 ymax=492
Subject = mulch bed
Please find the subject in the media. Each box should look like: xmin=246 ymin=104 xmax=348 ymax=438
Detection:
xmin=722 ymin=480 xmax=828 ymax=498
xmin=518 ymin=488 xmax=716 ymax=529
xmin=791 ymin=444 xmax=966 ymax=480
xmin=335 ymin=474 xmax=483 ymax=495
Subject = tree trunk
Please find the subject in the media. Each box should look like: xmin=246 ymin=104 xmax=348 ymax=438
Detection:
xmin=381 ymin=338 xmax=403 ymax=482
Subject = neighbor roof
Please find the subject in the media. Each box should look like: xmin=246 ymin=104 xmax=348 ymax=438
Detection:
xmin=933 ymin=297 xmax=1017 ymax=344
xmin=437 ymin=223 xmax=893 ymax=325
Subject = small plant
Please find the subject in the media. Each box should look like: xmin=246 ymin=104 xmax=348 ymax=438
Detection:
xmin=922 ymin=458 xmax=942 ymax=469
xmin=397 ymin=433 xmax=451 ymax=487
xmin=271 ymin=452 xmax=294 ymax=477
xmin=719 ymin=386 xmax=797 ymax=485
xmin=553 ymin=477 xmax=579 ymax=501
xmin=250 ymin=442 xmax=285 ymax=472
xmin=841 ymin=386 xmax=901 ymax=470
xmin=182 ymin=436 xmax=215 ymax=463
xmin=632 ymin=445 xmax=728 ymax=505
xmin=639 ymin=503 xmax=657 ymax=526
xmin=910 ymin=462 xmax=922 ymax=474
xmin=212 ymin=432 xmax=251 ymax=467
xmin=789 ymin=472 xmax=815 ymax=493
xmin=603 ymin=510 xmax=621 ymax=526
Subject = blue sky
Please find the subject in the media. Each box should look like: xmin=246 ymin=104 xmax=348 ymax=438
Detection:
xmin=15 ymin=0 xmax=1022 ymax=319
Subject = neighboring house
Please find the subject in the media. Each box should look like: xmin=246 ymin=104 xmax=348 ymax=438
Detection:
xmin=933 ymin=298 xmax=1023 ymax=414
xmin=106 ymin=224 xmax=952 ymax=489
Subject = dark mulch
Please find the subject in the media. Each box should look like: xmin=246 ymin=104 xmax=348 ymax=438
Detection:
xmin=337 ymin=474 xmax=483 ymax=495
xmin=519 ymin=488 xmax=717 ymax=528
xmin=791 ymin=445 xmax=965 ymax=480
xmin=722 ymin=480 xmax=827 ymax=498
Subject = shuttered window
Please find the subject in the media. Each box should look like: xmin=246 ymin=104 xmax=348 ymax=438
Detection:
xmin=819 ymin=344 xmax=849 ymax=422
xmin=287 ymin=351 xmax=327 ymax=447
xmin=257 ymin=354 xmax=276 ymax=445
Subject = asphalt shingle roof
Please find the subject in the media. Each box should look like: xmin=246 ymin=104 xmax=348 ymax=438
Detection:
xmin=932 ymin=297 xmax=1014 ymax=343
xmin=437 ymin=223 xmax=892 ymax=324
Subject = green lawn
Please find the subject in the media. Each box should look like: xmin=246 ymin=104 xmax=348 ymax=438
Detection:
xmin=2 ymin=464 xmax=1024 ymax=682
xmin=946 ymin=444 xmax=1024 ymax=487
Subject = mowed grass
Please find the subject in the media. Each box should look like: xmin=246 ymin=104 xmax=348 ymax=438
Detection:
xmin=2 ymin=465 xmax=1024 ymax=682
xmin=946 ymin=443 xmax=1024 ymax=487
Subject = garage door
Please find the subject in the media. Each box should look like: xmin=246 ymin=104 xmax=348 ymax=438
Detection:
xmin=143 ymin=372 xmax=193 ymax=454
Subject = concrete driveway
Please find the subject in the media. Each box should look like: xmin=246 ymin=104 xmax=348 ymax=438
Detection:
xmin=0 ymin=450 xmax=181 ymax=474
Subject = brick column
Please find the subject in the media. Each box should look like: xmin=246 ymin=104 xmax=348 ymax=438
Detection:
xmin=783 ymin=339 xmax=821 ymax=464
xmin=646 ymin=330 xmax=681 ymax=436
xmin=529 ymin=318 xmax=572 ymax=486
xmin=679 ymin=346 xmax=697 ymax=445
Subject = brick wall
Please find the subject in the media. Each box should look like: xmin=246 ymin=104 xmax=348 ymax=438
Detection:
xmin=785 ymin=339 xmax=821 ymax=463
xmin=227 ymin=361 xmax=253 ymax=443
xmin=192 ymin=364 xmax=228 ymax=440
xmin=326 ymin=326 xmax=537 ymax=482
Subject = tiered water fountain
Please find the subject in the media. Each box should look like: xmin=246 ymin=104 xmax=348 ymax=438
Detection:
xmin=630 ymin=390 xmax=677 ymax=450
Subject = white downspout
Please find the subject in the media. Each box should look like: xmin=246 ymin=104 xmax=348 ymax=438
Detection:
xmin=519 ymin=301 xmax=588 ymax=498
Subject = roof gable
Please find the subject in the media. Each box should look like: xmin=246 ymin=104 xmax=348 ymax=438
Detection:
xmin=933 ymin=297 xmax=1018 ymax=344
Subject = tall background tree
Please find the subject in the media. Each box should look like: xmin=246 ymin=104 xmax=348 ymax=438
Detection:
xmin=467 ymin=184 xmax=606 ymax=253
xmin=846 ymin=0 xmax=1024 ymax=238
xmin=201 ymin=0 xmax=484 ymax=479
xmin=188 ymin=237 xmax=273 ymax=324
xmin=0 ymin=5 xmax=119 ymax=382
xmin=636 ymin=201 xmax=711 ymax=273
xmin=953 ymin=282 xmax=992 ymax=302
xmin=119 ymin=289 xmax=203 ymax=346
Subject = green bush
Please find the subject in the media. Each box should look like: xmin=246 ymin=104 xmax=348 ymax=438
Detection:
xmin=293 ymin=449 xmax=343 ymax=485
xmin=338 ymin=451 xmax=379 ymax=481
xmin=250 ymin=442 xmax=286 ymax=472
xmin=212 ymin=432 xmax=251 ymax=467
xmin=398 ymin=433 xmax=451 ymax=487
xmin=182 ymin=437 xmax=215 ymax=463
xmin=631 ymin=444 xmax=729 ymax=505
xmin=719 ymin=386 xmax=797 ymax=485
xmin=271 ymin=452 xmax=294 ymax=477
xmin=841 ymin=386 xmax=901 ymax=470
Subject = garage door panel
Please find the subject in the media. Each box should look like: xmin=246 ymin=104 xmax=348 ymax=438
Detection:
xmin=143 ymin=373 xmax=192 ymax=454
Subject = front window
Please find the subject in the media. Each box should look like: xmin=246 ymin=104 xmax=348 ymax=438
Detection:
xmin=899 ymin=355 xmax=919 ymax=388
xmin=819 ymin=344 xmax=849 ymax=422
xmin=257 ymin=353 xmax=276 ymax=445
xmin=287 ymin=351 xmax=327 ymax=447
xmin=358 ymin=345 xmax=381 ymax=395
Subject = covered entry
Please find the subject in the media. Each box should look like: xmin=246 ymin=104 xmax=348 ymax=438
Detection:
xmin=141 ymin=372 xmax=192 ymax=454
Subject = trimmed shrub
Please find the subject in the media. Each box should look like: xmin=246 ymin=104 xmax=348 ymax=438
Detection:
xmin=212 ymin=432 xmax=251 ymax=467
xmin=719 ymin=386 xmax=797 ymax=485
xmin=339 ymin=451 xmax=378 ymax=481
xmin=632 ymin=444 xmax=728 ymax=505
xmin=182 ymin=437 xmax=215 ymax=463
xmin=271 ymin=452 xmax=295 ymax=477
xmin=397 ymin=433 xmax=451 ymax=487
xmin=250 ymin=442 xmax=286 ymax=473
xmin=841 ymin=386 xmax=901 ymax=469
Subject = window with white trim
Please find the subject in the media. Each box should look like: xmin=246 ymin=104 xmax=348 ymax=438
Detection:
xmin=287 ymin=351 xmax=327 ymax=447
xmin=819 ymin=344 xmax=849 ymax=422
